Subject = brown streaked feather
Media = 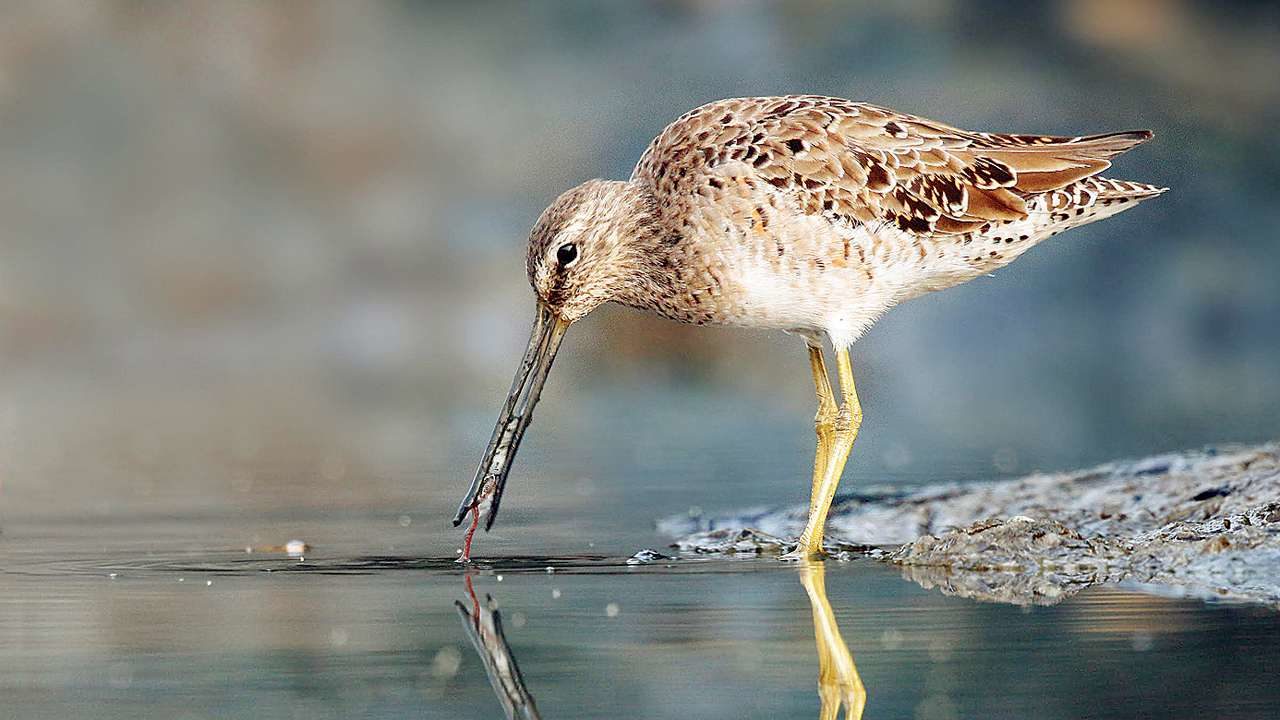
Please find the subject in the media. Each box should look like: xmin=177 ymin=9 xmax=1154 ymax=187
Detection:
xmin=632 ymin=96 xmax=1155 ymax=237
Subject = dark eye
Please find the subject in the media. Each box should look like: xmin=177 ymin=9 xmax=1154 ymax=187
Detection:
xmin=556 ymin=242 xmax=578 ymax=266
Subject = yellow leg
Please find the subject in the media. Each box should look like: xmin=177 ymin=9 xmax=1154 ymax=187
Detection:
xmin=806 ymin=344 xmax=838 ymax=520
xmin=799 ymin=561 xmax=867 ymax=720
xmin=786 ymin=346 xmax=862 ymax=559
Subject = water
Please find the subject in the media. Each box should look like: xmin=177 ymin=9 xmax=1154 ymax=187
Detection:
xmin=3 ymin=509 xmax=1279 ymax=720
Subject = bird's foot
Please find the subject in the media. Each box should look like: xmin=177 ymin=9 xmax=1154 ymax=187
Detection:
xmin=780 ymin=540 xmax=825 ymax=562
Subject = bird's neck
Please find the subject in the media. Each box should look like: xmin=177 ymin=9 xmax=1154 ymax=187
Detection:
xmin=607 ymin=182 xmax=688 ymax=315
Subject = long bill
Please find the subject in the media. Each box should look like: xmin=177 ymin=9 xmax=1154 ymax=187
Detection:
xmin=452 ymin=303 xmax=571 ymax=532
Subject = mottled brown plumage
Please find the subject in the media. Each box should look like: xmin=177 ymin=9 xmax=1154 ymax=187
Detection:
xmin=457 ymin=95 xmax=1165 ymax=555
xmin=634 ymin=95 xmax=1151 ymax=237
xmin=518 ymin=95 xmax=1164 ymax=348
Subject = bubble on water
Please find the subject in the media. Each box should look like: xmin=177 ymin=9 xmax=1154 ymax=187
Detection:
xmin=545 ymin=566 xmax=555 ymax=573
xmin=329 ymin=628 xmax=349 ymax=647
xmin=605 ymin=603 xmax=620 ymax=618
xmin=205 ymin=580 xmax=212 ymax=587
xmin=880 ymin=628 xmax=904 ymax=650
xmin=551 ymin=588 xmax=561 ymax=599
xmin=108 ymin=573 xmax=118 ymax=579
xmin=178 ymin=578 xmax=185 ymax=583
xmin=431 ymin=646 xmax=462 ymax=679
xmin=398 ymin=515 xmax=412 ymax=527
xmin=496 ymin=574 xmax=503 ymax=582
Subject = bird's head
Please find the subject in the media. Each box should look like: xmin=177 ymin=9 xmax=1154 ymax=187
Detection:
xmin=453 ymin=179 xmax=654 ymax=536
xmin=525 ymin=179 xmax=646 ymax=322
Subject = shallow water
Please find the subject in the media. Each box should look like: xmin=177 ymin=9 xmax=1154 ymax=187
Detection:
xmin=3 ymin=508 xmax=1279 ymax=720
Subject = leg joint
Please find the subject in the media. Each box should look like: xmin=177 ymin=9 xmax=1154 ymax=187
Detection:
xmin=814 ymin=401 xmax=837 ymax=429
xmin=835 ymin=406 xmax=863 ymax=434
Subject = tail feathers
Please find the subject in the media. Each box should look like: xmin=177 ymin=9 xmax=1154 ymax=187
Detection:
xmin=1065 ymin=130 xmax=1155 ymax=159
xmin=985 ymin=129 xmax=1157 ymax=195
xmin=978 ymin=129 xmax=1153 ymax=158
xmin=1083 ymin=176 xmax=1168 ymax=200
xmin=1037 ymin=176 xmax=1167 ymax=231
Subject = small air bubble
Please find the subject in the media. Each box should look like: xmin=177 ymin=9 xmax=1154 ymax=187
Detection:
xmin=605 ymin=603 xmax=620 ymax=618
xmin=431 ymin=646 xmax=462 ymax=679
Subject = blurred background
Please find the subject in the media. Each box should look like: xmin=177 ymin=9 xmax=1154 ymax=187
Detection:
xmin=1 ymin=0 xmax=1278 ymax=529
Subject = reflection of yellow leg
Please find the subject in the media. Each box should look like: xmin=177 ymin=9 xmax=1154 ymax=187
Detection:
xmin=800 ymin=561 xmax=866 ymax=720
xmin=787 ymin=347 xmax=862 ymax=559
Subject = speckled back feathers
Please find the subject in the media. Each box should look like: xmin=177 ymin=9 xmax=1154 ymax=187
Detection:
xmin=524 ymin=95 xmax=1165 ymax=346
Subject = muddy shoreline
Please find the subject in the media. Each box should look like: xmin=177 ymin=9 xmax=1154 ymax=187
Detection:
xmin=662 ymin=443 xmax=1280 ymax=606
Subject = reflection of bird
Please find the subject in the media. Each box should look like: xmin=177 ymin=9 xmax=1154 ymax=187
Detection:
xmin=454 ymin=95 xmax=1164 ymax=559
xmin=455 ymin=576 xmax=542 ymax=720
xmin=800 ymin=561 xmax=866 ymax=720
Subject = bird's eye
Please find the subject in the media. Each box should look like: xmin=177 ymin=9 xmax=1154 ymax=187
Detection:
xmin=556 ymin=242 xmax=578 ymax=267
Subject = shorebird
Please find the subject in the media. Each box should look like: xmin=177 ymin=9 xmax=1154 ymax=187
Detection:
xmin=454 ymin=95 xmax=1164 ymax=560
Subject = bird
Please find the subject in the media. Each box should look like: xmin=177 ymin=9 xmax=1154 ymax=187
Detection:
xmin=453 ymin=94 xmax=1165 ymax=561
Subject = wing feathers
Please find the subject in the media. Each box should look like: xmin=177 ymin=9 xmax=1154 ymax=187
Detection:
xmin=632 ymin=96 xmax=1156 ymax=238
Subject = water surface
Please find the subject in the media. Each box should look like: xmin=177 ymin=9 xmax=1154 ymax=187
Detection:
xmin=3 ymin=510 xmax=1278 ymax=720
